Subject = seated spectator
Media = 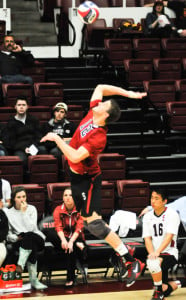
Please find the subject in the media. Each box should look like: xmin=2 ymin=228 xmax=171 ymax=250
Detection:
xmin=0 ymin=123 xmax=8 ymax=156
xmin=145 ymin=1 xmax=186 ymax=36
xmin=0 ymin=202 xmax=8 ymax=266
xmin=41 ymin=102 xmax=76 ymax=163
xmin=5 ymin=186 xmax=47 ymax=290
xmin=145 ymin=0 xmax=176 ymax=37
xmin=0 ymin=35 xmax=34 ymax=84
xmin=0 ymin=176 xmax=11 ymax=208
xmin=2 ymin=96 xmax=47 ymax=169
xmin=53 ymin=187 xmax=87 ymax=287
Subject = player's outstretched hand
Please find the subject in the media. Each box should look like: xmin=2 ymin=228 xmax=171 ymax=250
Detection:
xmin=40 ymin=132 xmax=59 ymax=143
xmin=128 ymin=91 xmax=147 ymax=99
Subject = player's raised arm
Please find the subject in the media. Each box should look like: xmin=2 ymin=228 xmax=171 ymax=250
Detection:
xmin=90 ymin=84 xmax=147 ymax=102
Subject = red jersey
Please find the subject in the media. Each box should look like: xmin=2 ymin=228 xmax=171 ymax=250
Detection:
xmin=53 ymin=203 xmax=84 ymax=239
xmin=68 ymin=99 xmax=107 ymax=175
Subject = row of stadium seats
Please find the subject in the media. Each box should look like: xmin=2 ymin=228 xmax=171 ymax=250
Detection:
xmin=10 ymin=178 xmax=150 ymax=221
xmin=0 ymin=153 xmax=126 ymax=186
xmin=123 ymin=58 xmax=186 ymax=88
xmin=0 ymin=82 xmax=62 ymax=106
xmin=105 ymin=37 xmax=186 ymax=61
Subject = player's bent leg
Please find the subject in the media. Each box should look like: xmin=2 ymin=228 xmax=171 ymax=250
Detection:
xmin=86 ymin=219 xmax=111 ymax=239
xmin=163 ymin=281 xmax=181 ymax=297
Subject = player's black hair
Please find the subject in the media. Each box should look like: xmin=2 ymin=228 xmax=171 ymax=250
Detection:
xmin=105 ymin=99 xmax=121 ymax=125
xmin=150 ymin=188 xmax=168 ymax=201
xmin=15 ymin=95 xmax=29 ymax=104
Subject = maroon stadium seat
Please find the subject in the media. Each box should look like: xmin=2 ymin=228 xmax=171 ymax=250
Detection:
xmin=161 ymin=38 xmax=186 ymax=58
xmin=116 ymin=179 xmax=150 ymax=214
xmin=153 ymin=58 xmax=182 ymax=80
xmin=176 ymin=79 xmax=186 ymax=101
xmin=104 ymin=39 xmax=133 ymax=66
xmin=123 ymin=58 xmax=153 ymax=87
xmin=47 ymin=182 xmax=71 ymax=211
xmin=143 ymin=79 xmax=177 ymax=109
xmin=34 ymin=82 xmax=63 ymax=106
xmin=133 ymin=38 xmax=161 ymax=59
xmin=1 ymin=83 xmax=33 ymax=106
xmin=166 ymin=101 xmax=186 ymax=131
xmin=0 ymin=107 xmax=15 ymax=125
xmin=22 ymin=61 xmax=45 ymax=83
xmin=98 ymin=153 xmax=126 ymax=182
xmin=0 ymin=156 xmax=23 ymax=184
xmin=28 ymin=155 xmax=58 ymax=185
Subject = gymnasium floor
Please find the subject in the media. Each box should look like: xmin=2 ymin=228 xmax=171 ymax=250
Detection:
xmin=1 ymin=268 xmax=186 ymax=300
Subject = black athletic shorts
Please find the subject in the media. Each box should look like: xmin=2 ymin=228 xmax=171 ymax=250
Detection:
xmin=160 ymin=253 xmax=177 ymax=283
xmin=70 ymin=170 xmax=102 ymax=217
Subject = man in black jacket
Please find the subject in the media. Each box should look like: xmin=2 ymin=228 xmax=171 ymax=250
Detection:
xmin=2 ymin=96 xmax=47 ymax=169
xmin=0 ymin=35 xmax=35 ymax=84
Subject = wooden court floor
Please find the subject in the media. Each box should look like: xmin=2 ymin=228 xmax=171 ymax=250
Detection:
xmin=1 ymin=270 xmax=186 ymax=300
xmin=1 ymin=288 xmax=186 ymax=300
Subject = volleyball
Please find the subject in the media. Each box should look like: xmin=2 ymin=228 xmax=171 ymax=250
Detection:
xmin=77 ymin=1 xmax=100 ymax=24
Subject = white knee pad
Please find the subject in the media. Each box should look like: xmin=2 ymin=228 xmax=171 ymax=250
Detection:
xmin=147 ymin=258 xmax=161 ymax=274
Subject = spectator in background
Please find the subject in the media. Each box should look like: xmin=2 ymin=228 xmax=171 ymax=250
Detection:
xmin=145 ymin=0 xmax=176 ymax=37
xmin=0 ymin=201 xmax=8 ymax=267
xmin=2 ymin=96 xmax=47 ymax=169
xmin=0 ymin=176 xmax=11 ymax=208
xmin=145 ymin=0 xmax=186 ymax=36
xmin=0 ymin=123 xmax=8 ymax=156
xmin=5 ymin=186 xmax=47 ymax=290
xmin=42 ymin=102 xmax=76 ymax=163
xmin=142 ymin=189 xmax=181 ymax=300
xmin=53 ymin=187 xmax=87 ymax=287
xmin=0 ymin=35 xmax=34 ymax=84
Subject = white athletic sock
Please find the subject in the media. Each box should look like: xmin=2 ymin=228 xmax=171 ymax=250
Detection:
xmin=115 ymin=243 xmax=128 ymax=256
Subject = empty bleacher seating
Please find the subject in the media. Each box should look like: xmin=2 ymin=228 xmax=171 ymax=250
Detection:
xmin=28 ymin=106 xmax=51 ymax=124
xmin=166 ymin=101 xmax=186 ymax=132
xmin=165 ymin=101 xmax=186 ymax=152
xmin=176 ymin=79 xmax=186 ymax=101
xmin=133 ymin=38 xmax=161 ymax=59
xmin=0 ymin=156 xmax=23 ymax=184
xmin=67 ymin=104 xmax=84 ymax=126
xmin=104 ymin=38 xmax=133 ymax=67
xmin=1 ymin=83 xmax=33 ymax=106
xmin=116 ymin=179 xmax=150 ymax=214
xmin=47 ymin=182 xmax=71 ymax=212
xmin=123 ymin=58 xmax=153 ymax=87
xmin=98 ymin=153 xmax=126 ymax=182
xmin=28 ymin=155 xmax=58 ymax=185
xmin=22 ymin=61 xmax=45 ymax=83
xmin=101 ymin=181 xmax=115 ymax=219
xmin=153 ymin=58 xmax=182 ymax=80
xmin=161 ymin=38 xmax=186 ymax=58
xmin=34 ymin=82 xmax=63 ymax=106
xmin=143 ymin=79 xmax=177 ymax=109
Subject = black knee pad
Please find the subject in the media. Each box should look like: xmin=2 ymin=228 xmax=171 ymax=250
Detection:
xmin=163 ymin=283 xmax=173 ymax=297
xmin=87 ymin=219 xmax=111 ymax=239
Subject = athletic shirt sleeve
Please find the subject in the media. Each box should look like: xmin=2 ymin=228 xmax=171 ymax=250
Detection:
xmin=142 ymin=213 xmax=151 ymax=238
xmin=166 ymin=208 xmax=180 ymax=235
